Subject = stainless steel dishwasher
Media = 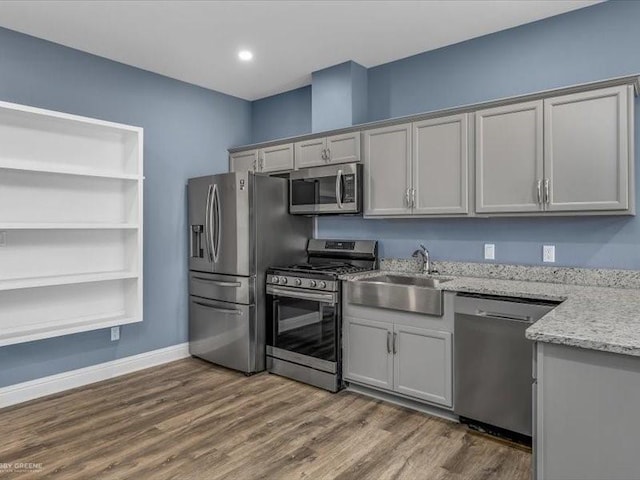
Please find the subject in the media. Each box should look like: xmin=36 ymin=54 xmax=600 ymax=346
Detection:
xmin=454 ymin=293 xmax=559 ymax=438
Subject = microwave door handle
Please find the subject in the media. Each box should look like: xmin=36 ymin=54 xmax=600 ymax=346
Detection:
xmin=335 ymin=169 xmax=343 ymax=209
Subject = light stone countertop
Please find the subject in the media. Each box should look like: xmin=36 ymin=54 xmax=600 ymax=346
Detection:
xmin=341 ymin=265 xmax=640 ymax=357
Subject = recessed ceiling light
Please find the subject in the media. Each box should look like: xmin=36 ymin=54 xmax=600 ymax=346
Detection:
xmin=238 ymin=50 xmax=253 ymax=61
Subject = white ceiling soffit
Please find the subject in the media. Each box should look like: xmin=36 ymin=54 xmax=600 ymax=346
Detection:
xmin=0 ymin=0 xmax=601 ymax=100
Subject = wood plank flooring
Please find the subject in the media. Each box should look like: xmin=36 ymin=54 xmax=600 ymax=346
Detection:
xmin=0 ymin=358 xmax=531 ymax=479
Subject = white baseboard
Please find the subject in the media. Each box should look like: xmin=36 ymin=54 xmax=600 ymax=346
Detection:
xmin=0 ymin=342 xmax=190 ymax=409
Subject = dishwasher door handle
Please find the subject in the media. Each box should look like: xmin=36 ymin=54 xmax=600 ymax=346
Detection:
xmin=476 ymin=310 xmax=532 ymax=323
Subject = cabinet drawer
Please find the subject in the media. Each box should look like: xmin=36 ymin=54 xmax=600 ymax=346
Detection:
xmin=189 ymin=272 xmax=253 ymax=305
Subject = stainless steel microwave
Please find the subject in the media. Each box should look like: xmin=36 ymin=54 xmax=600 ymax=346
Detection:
xmin=289 ymin=163 xmax=362 ymax=215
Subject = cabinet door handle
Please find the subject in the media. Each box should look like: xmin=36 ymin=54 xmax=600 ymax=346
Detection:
xmin=544 ymin=178 xmax=550 ymax=205
xmin=386 ymin=331 xmax=392 ymax=354
xmin=326 ymin=148 xmax=331 ymax=161
xmin=536 ymin=180 xmax=542 ymax=205
xmin=260 ymin=156 xmax=265 ymax=171
xmin=393 ymin=332 xmax=398 ymax=354
xmin=405 ymin=187 xmax=411 ymax=207
xmin=411 ymin=188 xmax=416 ymax=208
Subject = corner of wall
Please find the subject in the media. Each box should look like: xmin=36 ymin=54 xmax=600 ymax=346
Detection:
xmin=350 ymin=61 xmax=368 ymax=125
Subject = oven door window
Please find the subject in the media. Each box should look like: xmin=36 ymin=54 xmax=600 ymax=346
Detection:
xmin=272 ymin=296 xmax=337 ymax=362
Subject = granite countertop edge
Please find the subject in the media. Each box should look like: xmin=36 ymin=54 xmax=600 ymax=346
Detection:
xmin=340 ymin=269 xmax=640 ymax=358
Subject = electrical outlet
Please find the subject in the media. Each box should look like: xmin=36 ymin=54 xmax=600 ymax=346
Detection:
xmin=543 ymin=245 xmax=556 ymax=263
xmin=0 ymin=232 xmax=6 ymax=247
xmin=110 ymin=326 xmax=120 ymax=341
xmin=484 ymin=244 xmax=495 ymax=260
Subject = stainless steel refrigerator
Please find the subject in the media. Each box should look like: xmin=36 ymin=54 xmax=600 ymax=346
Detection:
xmin=188 ymin=172 xmax=312 ymax=373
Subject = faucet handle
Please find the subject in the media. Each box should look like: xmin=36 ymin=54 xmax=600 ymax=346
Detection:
xmin=420 ymin=244 xmax=427 ymax=251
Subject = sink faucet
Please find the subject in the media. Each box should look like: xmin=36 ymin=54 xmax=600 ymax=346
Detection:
xmin=412 ymin=244 xmax=433 ymax=274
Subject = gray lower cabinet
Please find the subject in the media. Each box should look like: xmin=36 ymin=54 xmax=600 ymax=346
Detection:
xmin=544 ymin=85 xmax=632 ymax=212
xmin=535 ymin=342 xmax=640 ymax=480
xmin=343 ymin=309 xmax=453 ymax=408
xmin=343 ymin=317 xmax=394 ymax=390
xmin=475 ymin=101 xmax=544 ymax=213
xmin=393 ymin=325 xmax=452 ymax=406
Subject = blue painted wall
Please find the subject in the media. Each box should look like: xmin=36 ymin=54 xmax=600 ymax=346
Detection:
xmin=251 ymin=86 xmax=311 ymax=144
xmin=312 ymin=61 xmax=369 ymax=132
xmin=0 ymin=27 xmax=251 ymax=388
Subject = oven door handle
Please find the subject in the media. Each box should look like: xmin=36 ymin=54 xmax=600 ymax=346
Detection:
xmin=267 ymin=285 xmax=337 ymax=304
xmin=272 ymin=298 xmax=280 ymax=336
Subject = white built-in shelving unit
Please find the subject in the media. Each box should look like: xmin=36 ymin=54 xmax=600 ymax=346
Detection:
xmin=0 ymin=100 xmax=143 ymax=346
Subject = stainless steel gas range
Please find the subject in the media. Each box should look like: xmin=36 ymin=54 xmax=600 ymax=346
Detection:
xmin=265 ymin=239 xmax=378 ymax=392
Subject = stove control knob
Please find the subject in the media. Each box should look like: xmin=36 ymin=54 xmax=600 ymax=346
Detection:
xmin=271 ymin=276 xmax=279 ymax=284
xmin=319 ymin=281 xmax=327 ymax=289
xmin=310 ymin=280 xmax=317 ymax=287
xmin=280 ymin=277 xmax=288 ymax=284
xmin=295 ymin=279 xmax=302 ymax=286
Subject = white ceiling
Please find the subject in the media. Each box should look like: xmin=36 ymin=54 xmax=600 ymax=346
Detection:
xmin=0 ymin=0 xmax=600 ymax=101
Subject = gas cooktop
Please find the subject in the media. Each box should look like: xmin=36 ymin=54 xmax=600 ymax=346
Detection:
xmin=276 ymin=262 xmax=370 ymax=275
xmin=267 ymin=239 xmax=379 ymax=291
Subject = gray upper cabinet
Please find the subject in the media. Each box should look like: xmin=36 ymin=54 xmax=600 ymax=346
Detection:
xmin=294 ymin=132 xmax=360 ymax=169
xmin=231 ymin=144 xmax=293 ymax=174
xmin=413 ymin=114 xmax=469 ymax=215
xmin=259 ymin=143 xmax=294 ymax=173
xmin=294 ymin=137 xmax=326 ymax=169
xmin=229 ymin=149 xmax=257 ymax=173
xmin=475 ymin=101 xmax=544 ymax=213
xmin=326 ymin=132 xmax=360 ymax=164
xmin=363 ymin=123 xmax=412 ymax=216
xmin=544 ymin=86 xmax=632 ymax=212
xmin=229 ymin=79 xmax=636 ymax=216
xmin=393 ymin=325 xmax=452 ymax=407
xmin=343 ymin=316 xmax=394 ymax=390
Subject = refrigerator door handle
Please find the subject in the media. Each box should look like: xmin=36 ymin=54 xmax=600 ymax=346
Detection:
xmin=192 ymin=276 xmax=241 ymax=288
xmin=205 ymin=184 xmax=213 ymax=262
xmin=212 ymin=183 xmax=221 ymax=263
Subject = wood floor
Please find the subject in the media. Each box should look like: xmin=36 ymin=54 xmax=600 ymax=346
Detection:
xmin=0 ymin=358 xmax=531 ymax=479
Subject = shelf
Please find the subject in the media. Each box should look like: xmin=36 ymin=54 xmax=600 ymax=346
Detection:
xmin=0 ymin=271 xmax=138 ymax=292
xmin=0 ymin=311 xmax=139 ymax=347
xmin=0 ymin=160 xmax=139 ymax=180
xmin=0 ymin=100 xmax=143 ymax=346
xmin=0 ymin=223 xmax=139 ymax=230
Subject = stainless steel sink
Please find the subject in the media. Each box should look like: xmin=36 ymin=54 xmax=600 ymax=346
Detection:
xmin=363 ymin=274 xmax=451 ymax=288
xmin=347 ymin=274 xmax=452 ymax=316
